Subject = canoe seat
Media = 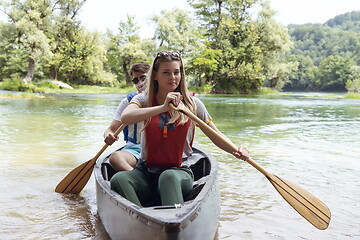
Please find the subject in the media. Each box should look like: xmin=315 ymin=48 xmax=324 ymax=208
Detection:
xmin=185 ymin=176 xmax=209 ymax=201
xmin=101 ymin=162 xmax=117 ymax=181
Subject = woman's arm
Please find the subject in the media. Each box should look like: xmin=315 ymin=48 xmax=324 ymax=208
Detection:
xmin=121 ymin=92 xmax=182 ymax=125
xmin=120 ymin=103 xmax=165 ymax=125
xmin=198 ymin=120 xmax=250 ymax=161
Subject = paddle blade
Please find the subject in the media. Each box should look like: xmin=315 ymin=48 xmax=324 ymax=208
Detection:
xmin=55 ymin=158 xmax=96 ymax=194
xmin=268 ymin=174 xmax=331 ymax=230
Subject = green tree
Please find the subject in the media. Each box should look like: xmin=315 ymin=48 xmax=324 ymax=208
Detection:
xmin=325 ymin=11 xmax=360 ymax=32
xmin=256 ymin=1 xmax=296 ymax=90
xmin=285 ymin=55 xmax=317 ymax=91
xmin=1 ymin=0 xmax=116 ymax=86
xmin=1 ymin=0 xmax=56 ymax=83
xmin=289 ymin=20 xmax=360 ymax=66
xmin=189 ymin=0 xmax=262 ymax=93
xmin=316 ymin=55 xmax=356 ymax=91
xmin=151 ymin=8 xmax=213 ymax=86
xmin=0 ymin=22 xmax=28 ymax=80
xmin=106 ymin=15 xmax=155 ymax=84
xmin=151 ymin=8 xmax=198 ymax=54
xmin=0 ymin=0 xmax=90 ymax=83
xmin=346 ymin=65 xmax=360 ymax=92
xmin=187 ymin=45 xmax=222 ymax=86
xmin=188 ymin=0 xmax=292 ymax=93
xmin=49 ymin=29 xmax=116 ymax=85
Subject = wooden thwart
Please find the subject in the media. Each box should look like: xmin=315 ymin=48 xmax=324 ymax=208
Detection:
xmin=55 ymin=124 xmax=125 ymax=194
xmin=170 ymin=102 xmax=331 ymax=230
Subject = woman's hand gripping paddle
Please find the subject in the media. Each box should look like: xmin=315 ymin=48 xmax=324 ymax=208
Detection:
xmin=170 ymin=102 xmax=331 ymax=230
xmin=55 ymin=124 xmax=125 ymax=194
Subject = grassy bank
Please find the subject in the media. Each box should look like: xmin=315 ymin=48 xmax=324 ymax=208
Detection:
xmin=0 ymin=92 xmax=46 ymax=99
xmin=188 ymin=85 xmax=280 ymax=95
xmin=344 ymin=92 xmax=360 ymax=99
xmin=0 ymin=80 xmax=136 ymax=94
xmin=1 ymin=80 xmax=359 ymax=99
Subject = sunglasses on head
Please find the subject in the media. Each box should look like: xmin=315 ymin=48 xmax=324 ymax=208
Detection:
xmin=132 ymin=75 xmax=146 ymax=84
xmin=156 ymin=51 xmax=181 ymax=59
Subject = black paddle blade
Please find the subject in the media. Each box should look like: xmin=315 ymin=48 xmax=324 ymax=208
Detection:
xmin=268 ymin=174 xmax=331 ymax=230
xmin=55 ymin=158 xmax=95 ymax=194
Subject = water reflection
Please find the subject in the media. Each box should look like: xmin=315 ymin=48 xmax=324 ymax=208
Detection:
xmin=0 ymin=92 xmax=359 ymax=239
xmin=61 ymin=194 xmax=109 ymax=239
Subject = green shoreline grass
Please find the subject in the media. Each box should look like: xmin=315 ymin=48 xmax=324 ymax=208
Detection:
xmin=1 ymin=81 xmax=359 ymax=99
xmin=0 ymin=80 xmax=136 ymax=98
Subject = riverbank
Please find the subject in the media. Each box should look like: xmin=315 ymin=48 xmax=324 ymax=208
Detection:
xmin=1 ymin=80 xmax=359 ymax=99
xmin=0 ymin=80 xmax=136 ymax=95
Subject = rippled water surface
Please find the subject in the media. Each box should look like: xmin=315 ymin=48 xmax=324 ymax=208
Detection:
xmin=0 ymin=91 xmax=359 ymax=239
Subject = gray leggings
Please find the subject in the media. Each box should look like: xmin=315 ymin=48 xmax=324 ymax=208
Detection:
xmin=110 ymin=166 xmax=194 ymax=206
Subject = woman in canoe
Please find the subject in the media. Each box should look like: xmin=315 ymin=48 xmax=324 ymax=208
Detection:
xmin=110 ymin=51 xmax=250 ymax=206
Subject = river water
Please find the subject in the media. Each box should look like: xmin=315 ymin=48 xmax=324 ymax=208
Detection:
xmin=0 ymin=90 xmax=359 ymax=239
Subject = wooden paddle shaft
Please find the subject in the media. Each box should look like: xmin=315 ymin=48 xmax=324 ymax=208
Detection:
xmin=170 ymin=103 xmax=270 ymax=177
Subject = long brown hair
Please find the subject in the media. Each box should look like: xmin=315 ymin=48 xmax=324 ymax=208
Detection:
xmin=145 ymin=52 xmax=195 ymax=125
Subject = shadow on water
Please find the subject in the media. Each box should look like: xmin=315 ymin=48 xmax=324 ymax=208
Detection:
xmin=60 ymin=193 xmax=110 ymax=240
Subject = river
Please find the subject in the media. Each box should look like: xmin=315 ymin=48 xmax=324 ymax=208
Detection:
xmin=0 ymin=90 xmax=359 ymax=239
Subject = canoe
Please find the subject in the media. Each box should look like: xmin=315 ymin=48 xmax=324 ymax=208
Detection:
xmin=94 ymin=146 xmax=220 ymax=240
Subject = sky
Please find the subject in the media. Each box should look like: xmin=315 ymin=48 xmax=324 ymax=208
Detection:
xmin=1 ymin=0 xmax=359 ymax=38
xmin=78 ymin=0 xmax=360 ymax=38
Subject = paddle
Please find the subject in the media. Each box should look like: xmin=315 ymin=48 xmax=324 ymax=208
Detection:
xmin=55 ymin=124 xmax=126 ymax=194
xmin=170 ymin=102 xmax=331 ymax=230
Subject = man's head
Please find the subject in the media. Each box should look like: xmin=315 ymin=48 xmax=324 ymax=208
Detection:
xmin=130 ymin=61 xmax=150 ymax=93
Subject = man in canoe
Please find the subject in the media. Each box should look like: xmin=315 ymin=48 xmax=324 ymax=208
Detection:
xmin=110 ymin=51 xmax=250 ymax=206
xmin=103 ymin=61 xmax=150 ymax=171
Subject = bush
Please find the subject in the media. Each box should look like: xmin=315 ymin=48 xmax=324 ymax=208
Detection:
xmin=345 ymin=92 xmax=360 ymax=99
xmin=346 ymin=77 xmax=360 ymax=93
xmin=250 ymin=87 xmax=280 ymax=95
xmin=36 ymin=81 xmax=60 ymax=89
xmin=188 ymin=84 xmax=213 ymax=94
xmin=0 ymin=80 xmax=37 ymax=92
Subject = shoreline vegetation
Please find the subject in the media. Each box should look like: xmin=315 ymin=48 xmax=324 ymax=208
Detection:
xmin=1 ymin=2 xmax=360 ymax=95
xmin=1 ymin=80 xmax=359 ymax=100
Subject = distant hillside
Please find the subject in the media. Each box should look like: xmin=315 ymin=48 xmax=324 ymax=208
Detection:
xmin=325 ymin=11 xmax=360 ymax=32
xmin=288 ymin=11 xmax=360 ymax=65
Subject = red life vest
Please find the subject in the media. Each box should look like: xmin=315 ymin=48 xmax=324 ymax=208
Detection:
xmin=145 ymin=100 xmax=191 ymax=168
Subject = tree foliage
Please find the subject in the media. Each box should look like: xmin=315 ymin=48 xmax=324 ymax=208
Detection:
xmin=0 ymin=0 xmax=115 ymax=85
xmin=105 ymin=15 xmax=155 ymax=84
xmin=188 ymin=0 xmax=292 ymax=93
xmin=151 ymin=8 xmax=197 ymax=53
xmin=325 ymin=11 xmax=360 ymax=32
xmin=286 ymin=11 xmax=360 ymax=92
xmin=346 ymin=65 xmax=360 ymax=92
xmin=316 ymin=56 xmax=356 ymax=91
xmin=1 ymin=0 xmax=359 ymax=93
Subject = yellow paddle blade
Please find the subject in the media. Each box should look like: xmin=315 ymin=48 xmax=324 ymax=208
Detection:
xmin=268 ymin=174 xmax=331 ymax=230
xmin=55 ymin=158 xmax=96 ymax=194
xmin=55 ymin=124 xmax=125 ymax=194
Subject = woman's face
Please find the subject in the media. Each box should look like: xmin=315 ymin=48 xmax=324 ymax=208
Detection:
xmin=155 ymin=61 xmax=181 ymax=93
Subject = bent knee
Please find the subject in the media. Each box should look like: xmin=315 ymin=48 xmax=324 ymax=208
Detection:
xmin=158 ymin=170 xmax=178 ymax=185
xmin=109 ymin=152 xmax=123 ymax=164
xmin=110 ymin=172 xmax=128 ymax=191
